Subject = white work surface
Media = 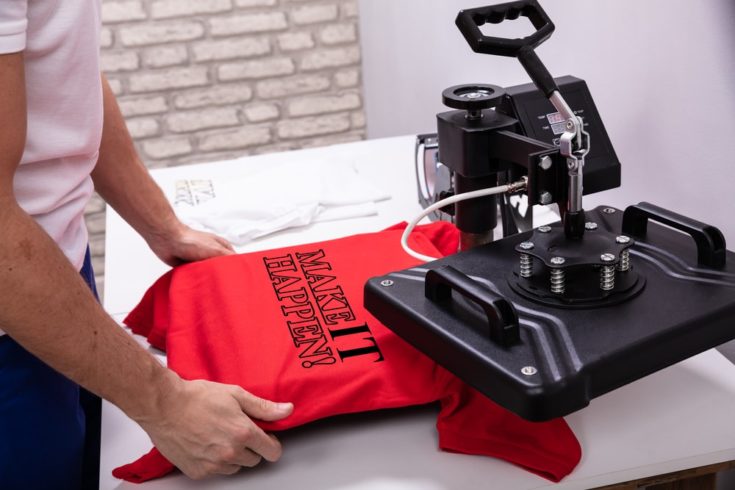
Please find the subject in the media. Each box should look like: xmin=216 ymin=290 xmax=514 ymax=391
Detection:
xmin=101 ymin=135 xmax=735 ymax=490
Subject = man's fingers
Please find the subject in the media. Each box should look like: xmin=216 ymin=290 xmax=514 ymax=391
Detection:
xmin=217 ymin=464 xmax=242 ymax=476
xmin=215 ymin=236 xmax=236 ymax=253
xmin=230 ymin=420 xmax=283 ymax=462
xmin=231 ymin=387 xmax=293 ymax=422
xmin=247 ymin=431 xmax=283 ymax=463
xmin=203 ymin=231 xmax=235 ymax=254
xmin=228 ymin=388 xmax=290 ymax=462
xmin=228 ymin=448 xmax=263 ymax=468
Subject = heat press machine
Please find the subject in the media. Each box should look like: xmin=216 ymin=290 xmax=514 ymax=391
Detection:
xmin=365 ymin=0 xmax=735 ymax=421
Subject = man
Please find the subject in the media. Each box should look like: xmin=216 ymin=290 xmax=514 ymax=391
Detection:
xmin=0 ymin=1 xmax=293 ymax=488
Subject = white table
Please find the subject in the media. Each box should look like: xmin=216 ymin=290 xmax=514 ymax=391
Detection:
xmin=101 ymin=135 xmax=735 ymax=490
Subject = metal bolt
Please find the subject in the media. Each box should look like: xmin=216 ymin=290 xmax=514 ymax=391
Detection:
xmin=566 ymin=120 xmax=575 ymax=130
xmin=538 ymin=225 xmax=552 ymax=233
xmin=616 ymin=235 xmax=631 ymax=244
xmin=585 ymin=222 xmax=598 ymax=231
xmin=521 ymin=366 xmax=538 ymax=376
xmin=380 ymin=280 xmax=394 ymax=287
xmin=602 ymin=207 xmax=616 ymax=214
xmin=466 ymin=109 xmax=483 ymax=121
xmin=539 ymin=192 xmax=553 ymax=205
xmin=601 ymin=253 xmax=616 ymax=263
xmin=539 ymin=155 xmax=552 ymax=170
xmin=550 ymin=257 xmax=566 ymax=296
xmin=519 ymin=241 xmax=534 ymax=251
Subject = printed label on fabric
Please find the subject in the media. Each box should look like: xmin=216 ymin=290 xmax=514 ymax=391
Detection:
xmin=264 ymin=250 xmax=385 ymax=369
xmin=174 ymin=179 xmax=216 ymax=207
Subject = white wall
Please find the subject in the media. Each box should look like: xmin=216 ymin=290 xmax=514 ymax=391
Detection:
xmin=358 ymin=0 xmax=735 ymax=246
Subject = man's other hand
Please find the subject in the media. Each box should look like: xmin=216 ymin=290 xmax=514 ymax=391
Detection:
xmin=147 ymin=221 xmax=235 ymax=266
xmin=140 ymin=377 xmax=293 ymax=480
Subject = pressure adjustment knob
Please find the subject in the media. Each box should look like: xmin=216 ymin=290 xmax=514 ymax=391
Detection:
xmin=442 ymin=84 xmax=506 ymax=112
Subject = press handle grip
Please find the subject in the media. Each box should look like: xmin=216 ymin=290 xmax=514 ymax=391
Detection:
xmin=456 ymin=0 xmax=558 ymax=96
xmin=622 ymin=202 xmax=727 ymax=269
xmin=425 ymin=266 xmax=519 ymax=346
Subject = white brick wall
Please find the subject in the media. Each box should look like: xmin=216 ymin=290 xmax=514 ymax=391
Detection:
xmin=87 ymin=0 xmax=365 ymax=295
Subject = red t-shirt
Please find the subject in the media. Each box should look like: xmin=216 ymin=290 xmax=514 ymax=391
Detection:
xmin=113 ymin=223 xmax=581 ymax=483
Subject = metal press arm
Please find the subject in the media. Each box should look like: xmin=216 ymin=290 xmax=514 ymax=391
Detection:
xmin=456 ymin=0 xmax=590 ymax=238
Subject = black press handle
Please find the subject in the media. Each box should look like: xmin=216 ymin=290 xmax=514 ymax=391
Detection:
xmin=622 ymin=202 xmax=727 ymax=269
xmin=425 ymin=266 xmax=520 ymax=346
xmin=456 ymin=0 xmax=558 ymax=97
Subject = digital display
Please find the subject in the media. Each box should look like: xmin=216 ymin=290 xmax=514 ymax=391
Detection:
xmin=546 ymin=112 xmax=565 ymax=124
xmin=551 ymin=122 xmax=567 ymax=135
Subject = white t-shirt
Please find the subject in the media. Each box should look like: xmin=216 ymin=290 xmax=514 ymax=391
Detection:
xmin=172 ymin=160 xmax=390 ymax=246
xmin=0 ymin=0 xmax=103 ymax=336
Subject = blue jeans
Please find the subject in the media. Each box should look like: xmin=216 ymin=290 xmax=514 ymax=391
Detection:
xmin=0 ymin=248 xmax=100 ymax=490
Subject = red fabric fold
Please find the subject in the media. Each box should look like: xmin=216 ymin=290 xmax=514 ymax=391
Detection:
xmin=111 ymin=447 xmax=174 ymax=484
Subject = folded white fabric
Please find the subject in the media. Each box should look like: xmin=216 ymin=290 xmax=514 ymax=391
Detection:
xmin=172 ymin=160 xmax=390 ymax=246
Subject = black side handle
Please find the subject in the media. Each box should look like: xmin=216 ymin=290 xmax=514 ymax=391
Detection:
xmin=425 ymin=266 xmax=520 ymax=346
xmin=456 ymin=0 xmax=558 ymax=96
xmin=622 ymin=202 xmax=727 ymax=269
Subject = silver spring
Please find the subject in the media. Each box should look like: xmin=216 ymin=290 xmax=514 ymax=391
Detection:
xmin=601 ymin=265 xmax=615 ymax=291
xmin=520 ymin=254 xmax=533 ymax=278
xmin=550 ymin=268 xmax=565 ymax=294
xmin=617 ymin=250 xmax=630 ymax=272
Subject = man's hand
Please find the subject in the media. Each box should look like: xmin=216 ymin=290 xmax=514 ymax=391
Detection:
xmin=146 ymin=220 xmax=235 ymax=266
xmin=139 ymin=376 xmax=293 ymax=480
xmin=92 ymin=76 xmax=236 ymax=267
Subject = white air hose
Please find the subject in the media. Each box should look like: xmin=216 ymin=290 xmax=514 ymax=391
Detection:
xmin=401 ymin=183 xmax=518 ymax=262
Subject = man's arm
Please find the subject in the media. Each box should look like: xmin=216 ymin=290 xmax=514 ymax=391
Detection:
xmin=0 ymin=53 xmax=291 ymax=479
xmin=92 ymin=75 xmax=234 ymax=266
